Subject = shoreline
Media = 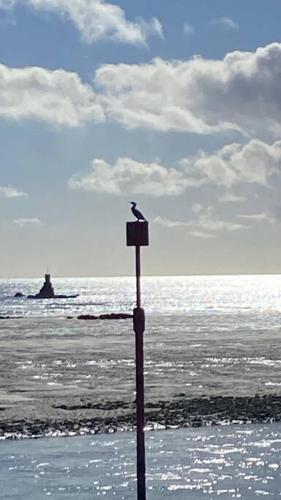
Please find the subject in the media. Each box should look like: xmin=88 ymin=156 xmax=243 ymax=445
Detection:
xmin=1 ymin=393 xmax=281 ymax=440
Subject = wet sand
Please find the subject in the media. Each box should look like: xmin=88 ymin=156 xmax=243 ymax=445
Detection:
xmin=1 ymin=313 xmax=281 ymax=439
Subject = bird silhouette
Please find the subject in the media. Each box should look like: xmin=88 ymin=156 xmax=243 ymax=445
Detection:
xmin=130 ymin=202 xmax=146 ymax=221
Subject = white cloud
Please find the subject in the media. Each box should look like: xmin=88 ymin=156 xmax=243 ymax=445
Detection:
xmin=153 ymin=216 xmax=184 ymax=228
xmin=2 ymin=42 xmax=281 ymax=134
xmin=154 ymin=215 xmax=215 ymax=239
xmin=69 ymin=138 xmax=281 ymax=200
xmin=181 ymin=139 xmax=281 ymax=187
xmin=189 ymin=230 xmax=215 ymax=239
xmin=154 ymin=206 xmax=247 ymax=238
xmin=14 ymin=217 xmax=41 ymax=226
xmin=192 ymin=206 xmax=246 ymax=233
xmin=154 ymin=215 xmax=216 ymax=238
xmin=95 ymin=42 xmax=281 ymax=135
xmin=210 ymin=16 xmax=238 ymax=30
xmin=96 ymin=57 xmax=223 ymax=134
xmin=69 ymin=157 xmax=188 ymax=196
xmin=238 ymin=212 xmax=276 ymax=224
xmin=183 ymin=23 xmax=194 ymax=35
xmin=219 ymin=193 xmax=245 ymax=203
xmin=154 ymin=201 xmax=280 ymax=240
xmin=0 ymin=185 xmax=27 ymax=197
xmin=0 ymin=0 xmax=163 ymax=45
xmin=0 ymin=62 xmax=104 ymax=126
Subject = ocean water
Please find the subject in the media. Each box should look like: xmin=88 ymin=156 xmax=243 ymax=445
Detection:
xmin=1 ymin=275 xmax=281 ymax=424
xmin=1 ymin=423 xmax=281 ymax=499
xmin=2 ymin=274 xmax=281 ymax=318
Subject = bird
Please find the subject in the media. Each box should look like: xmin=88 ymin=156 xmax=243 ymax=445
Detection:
xmin=130 ymin=202 xmax=147 ymax=221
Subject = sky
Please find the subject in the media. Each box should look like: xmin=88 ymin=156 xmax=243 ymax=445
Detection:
xmin=1 ymin=0 xmax=281 ymax=277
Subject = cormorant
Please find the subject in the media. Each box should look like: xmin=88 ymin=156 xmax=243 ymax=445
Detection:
xmin=130 ymin=202 xmax=146 ymax=221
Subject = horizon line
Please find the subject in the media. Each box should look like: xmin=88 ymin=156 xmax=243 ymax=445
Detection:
xmin=1 ymin=272 xmax=281 ymax=280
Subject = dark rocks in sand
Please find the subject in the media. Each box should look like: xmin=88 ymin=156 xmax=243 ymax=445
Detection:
xmin=14 ymin=292 xmax=25 ymax=298
xmin=0 ymin=313 xmax=131 ymax=320
xmin=99 ymin=313 xmax=133 ymax=320
xmin=77 ymin=314 xmax=99 ymax=320
xmin=78 ymin=313 xmax=132 ymax=320
xmin=2 ymin=394 xmax=281 ymax=440
xmin=53 ymin=400 xmax=132 ymax=411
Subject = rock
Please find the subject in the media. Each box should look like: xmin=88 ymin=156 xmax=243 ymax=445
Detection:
xmin=77 ymin=314 xmax=98 ymax=320
xmin=28 ymin=294 xmax=79 ymax=299
xmin=77 ymin=313 xmax=133 ymax=320
xmin=99 ymin=313 xmax=133 ymax=320
xmin=14 ymin=292 xmax=25 ymax=298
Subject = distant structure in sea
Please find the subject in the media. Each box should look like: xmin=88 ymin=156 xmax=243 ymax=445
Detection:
xmin=36 ymin=273 xmax=55 ymax=299
xmin=15 ymin=273 xmax=79 ymax=299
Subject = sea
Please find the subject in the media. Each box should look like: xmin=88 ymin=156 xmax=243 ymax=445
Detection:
xmin=1 ymin=275 xmax=281 ymax=498
xmin=1 ymin=424 xmax=281 ymax=499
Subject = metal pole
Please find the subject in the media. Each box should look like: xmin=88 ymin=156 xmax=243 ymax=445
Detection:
xmin=136 ymin=245 xmax=141 ymax=308
xmin=134 ymin=244 xmax=146 ymax=500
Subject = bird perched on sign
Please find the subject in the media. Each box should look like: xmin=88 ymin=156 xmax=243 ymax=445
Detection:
xmin=130 ymin=202 xmax=147 ymax=221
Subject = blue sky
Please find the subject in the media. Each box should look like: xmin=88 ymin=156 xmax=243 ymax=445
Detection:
xmin=1 ymin=0 xmax=281 ymax=277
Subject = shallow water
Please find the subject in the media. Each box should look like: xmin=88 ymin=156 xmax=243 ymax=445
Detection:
xmin=1 ymin=276 xmax=281 ymax=430
xmin=1 ymin=423 xmax=281 ymax=499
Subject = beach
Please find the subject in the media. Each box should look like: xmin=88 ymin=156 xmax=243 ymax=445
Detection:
xmin=1 ymin=275 xmax=281 ymax=437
